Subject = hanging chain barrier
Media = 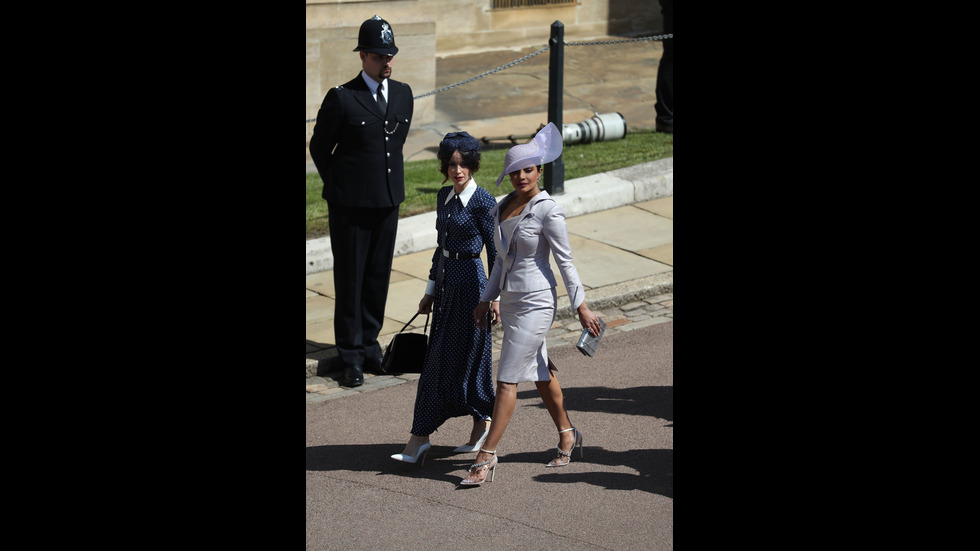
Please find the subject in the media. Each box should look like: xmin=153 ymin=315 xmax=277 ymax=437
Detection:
xmin=305 ymin=33 xmax=672 ymax=124
xmin=412 ymin=45 xmax=549 ymax=100
xmin=564 ymin=33 xmax=671 ymax=47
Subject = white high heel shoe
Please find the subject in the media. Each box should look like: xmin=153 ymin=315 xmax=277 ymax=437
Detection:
xmin=545 ymin=427 xmax=583 ymax=467
xmin=391 ymin=441 xmax=431 ymax=466
xmin=453 ymin=428 xmax=489 ymax=454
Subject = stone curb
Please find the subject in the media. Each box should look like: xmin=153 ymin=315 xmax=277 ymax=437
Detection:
xmin=306 ymin=273 xmax=671 ymax=380
xmin=307 ymin=292 xmax=673 ymax=404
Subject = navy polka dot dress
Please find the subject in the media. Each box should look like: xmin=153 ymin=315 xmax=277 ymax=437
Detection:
xmin=410 ymin=183 xmax=498 ymax=437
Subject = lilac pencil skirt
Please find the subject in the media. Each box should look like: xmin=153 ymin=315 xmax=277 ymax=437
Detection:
xmin=496 ymin=287 xmax=557 ymax=383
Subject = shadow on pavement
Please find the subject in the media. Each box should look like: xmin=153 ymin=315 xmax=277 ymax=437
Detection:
xmin=532 ymin=448 xmax=673 ymax=498
xmin=306 ymin=443 xmax=672 ymax=497
xmin=306 ymin=444 xmax=477 ymax=485
xmin=517 ymin=385 xmax=674 ymax=422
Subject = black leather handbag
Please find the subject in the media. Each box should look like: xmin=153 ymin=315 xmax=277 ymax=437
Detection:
xmin=379 ymin=312 xmax=430 ymax=374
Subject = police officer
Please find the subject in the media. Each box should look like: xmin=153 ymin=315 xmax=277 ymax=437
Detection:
xmin=309 ymin=15 xmax=414 ymax=387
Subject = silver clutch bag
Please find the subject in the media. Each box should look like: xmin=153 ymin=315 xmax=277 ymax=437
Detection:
xmin=576 ymin=317 xmax=607 ymax=357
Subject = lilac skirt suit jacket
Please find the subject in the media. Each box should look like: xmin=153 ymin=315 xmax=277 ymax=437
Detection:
xmin=480 ymin=190 xmax=586 ymax=382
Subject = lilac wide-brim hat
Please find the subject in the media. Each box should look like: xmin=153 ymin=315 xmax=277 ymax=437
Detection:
xmin=494 ymin=122 xmax=564 ymax=187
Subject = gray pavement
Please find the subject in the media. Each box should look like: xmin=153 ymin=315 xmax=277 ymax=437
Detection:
xmin=306 ymin=320 xmax=673 ymax=550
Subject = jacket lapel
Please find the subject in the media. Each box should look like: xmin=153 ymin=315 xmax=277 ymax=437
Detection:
xmin=499 ymin=191 xmax=552 ymax=254
xmin=350 ymin=75 xmax=385 ymax=119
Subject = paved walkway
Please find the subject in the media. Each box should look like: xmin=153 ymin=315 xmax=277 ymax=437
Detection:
xmin=306 ymin=320 xmax=673 ymax=550
xmin=307 ymin=290 xmax=672 ymax=403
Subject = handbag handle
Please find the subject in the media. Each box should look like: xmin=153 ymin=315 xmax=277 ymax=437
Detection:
xmin=397 ymin=311 xmax=430 ymax=335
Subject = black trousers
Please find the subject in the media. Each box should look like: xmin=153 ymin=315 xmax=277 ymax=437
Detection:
xmin=328 ymin=204 xmax=399 ymax=368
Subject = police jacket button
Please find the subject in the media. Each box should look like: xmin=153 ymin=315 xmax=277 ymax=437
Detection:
xmin=387 ymin=168 xmax=391 ymax=173
xmin=386 ymin=152 xmax=390 ymax=157
xmin=361 ymin=121 xmax=365 ymax=125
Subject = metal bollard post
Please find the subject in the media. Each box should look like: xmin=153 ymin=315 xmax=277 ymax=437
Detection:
xmin=545 ymin=21 xmax=564 ymax=195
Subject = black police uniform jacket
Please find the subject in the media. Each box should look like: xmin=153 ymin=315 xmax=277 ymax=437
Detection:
xmin=309 ymin=74 xmax=414 ymax=208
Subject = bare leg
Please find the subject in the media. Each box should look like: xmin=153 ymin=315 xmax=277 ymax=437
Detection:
xmin=535 ymin=360 xmax=576 ymax=465
xmin=399 ymin=433 xmax=430 ymax=456
xmin=466 ymin=417 xmax=492 ymax=446
xmin=462 ymin=381 xmax=516 ymax=483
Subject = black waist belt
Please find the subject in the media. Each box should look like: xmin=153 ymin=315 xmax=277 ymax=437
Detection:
xmin=443 ymin=249 xmax=481 ymax=259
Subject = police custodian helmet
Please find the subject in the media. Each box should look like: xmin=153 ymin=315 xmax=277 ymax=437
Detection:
xmin=353 ymin=15 xmax=399 ymax=56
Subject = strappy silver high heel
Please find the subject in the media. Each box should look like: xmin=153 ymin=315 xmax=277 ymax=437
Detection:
xmin=460 ymin=448 xmax=497 ymax=485
xmin=545 ymin=427 xmax=583 ymax=467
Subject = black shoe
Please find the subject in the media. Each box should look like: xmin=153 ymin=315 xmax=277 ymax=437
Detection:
xmin=656 ymin=123 xmax=673 ymax=134
xmin=343 ymin=364 xmax=364 ymax=387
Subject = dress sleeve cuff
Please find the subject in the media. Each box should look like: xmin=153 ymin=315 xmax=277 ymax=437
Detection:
xmin=567 ymin=285 xmax=585 ymax=310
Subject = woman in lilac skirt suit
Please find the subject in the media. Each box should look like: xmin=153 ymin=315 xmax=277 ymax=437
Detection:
xmin=463 ymin=123 xmax=603 ymax=485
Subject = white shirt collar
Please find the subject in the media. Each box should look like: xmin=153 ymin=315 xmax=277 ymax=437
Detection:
xmin=361 ymin=71 xmax=387 ymax=98
xmin=445 ymin=177 xmax=478 ymax=207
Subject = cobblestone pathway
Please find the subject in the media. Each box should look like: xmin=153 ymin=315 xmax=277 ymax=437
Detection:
xmin=306 ymin=293 xmax=673 ymax=405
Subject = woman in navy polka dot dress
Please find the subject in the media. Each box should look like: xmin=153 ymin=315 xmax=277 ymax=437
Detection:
xmin=391 ymin=132 xmax=500 ymax=466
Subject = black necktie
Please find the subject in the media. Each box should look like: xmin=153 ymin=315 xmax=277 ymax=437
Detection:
xmin=377 ymin=87 xmax=387 ymax=115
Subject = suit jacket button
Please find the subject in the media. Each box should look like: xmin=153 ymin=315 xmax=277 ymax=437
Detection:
xmin=386 ymin=152 xmax=390 ymax=157
xmin=361 ymin=121 xmax=365 ymax=125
